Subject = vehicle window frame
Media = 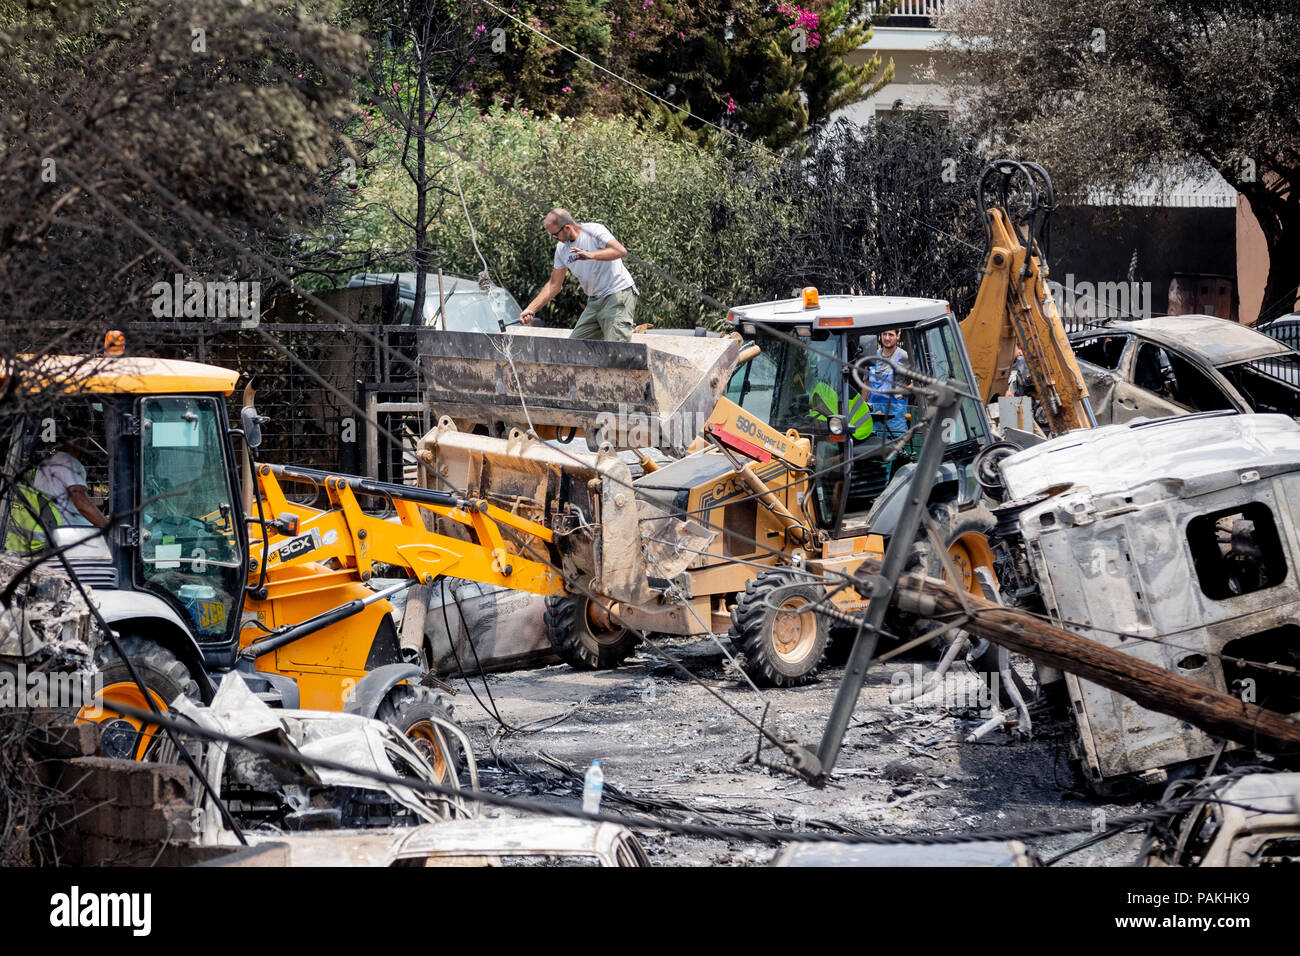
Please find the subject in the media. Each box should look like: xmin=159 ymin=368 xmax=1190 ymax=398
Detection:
xmin=1133 ymin=341 xmax=1236 ymax=414
xmin=1218 ymin=356 xmax=1300 ymax=416
xmin=1071 ymin=332 xmax=1132 ymax=372
xmin=135 ymin=395 xmax=245 ymax=643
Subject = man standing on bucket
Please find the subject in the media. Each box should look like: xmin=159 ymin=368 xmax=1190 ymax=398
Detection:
xmin=519 ymin=208 xmax=639 ymax=342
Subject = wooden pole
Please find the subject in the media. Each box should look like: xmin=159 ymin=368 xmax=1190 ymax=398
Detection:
xmin=893 ymin=572 xmax=1300 ymax=753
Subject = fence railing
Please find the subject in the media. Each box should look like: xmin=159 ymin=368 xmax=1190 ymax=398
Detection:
xmin=887 ymin=0 xmax=948 ymax=19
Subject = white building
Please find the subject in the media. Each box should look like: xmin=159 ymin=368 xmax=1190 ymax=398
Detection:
xmin=837 ymin=1 xmax=1275 ymax=322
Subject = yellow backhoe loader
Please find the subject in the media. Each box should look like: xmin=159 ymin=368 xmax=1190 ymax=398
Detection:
xmin=416 ymin=160 xmax=1096 ymax=687
xmin=0 ymin=350 xmax=573 ymax=773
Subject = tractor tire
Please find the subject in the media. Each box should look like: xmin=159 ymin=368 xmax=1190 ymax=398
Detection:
xmin=915 ymin=501 xmax=998 ymax=597
xmin=729 ymin=570 xmax=830 ymax=688
xmin=543 ymin=593 xmax=640 ymax=671
xmin=376 ymin=685 xmax=464 ymax=786
xmin=89 ymin=636 xmax=201 ymax=762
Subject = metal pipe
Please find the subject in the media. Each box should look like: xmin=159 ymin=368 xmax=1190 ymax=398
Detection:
xmin=973 ymin=567 xmax=1032 ymax=735
xmin=888 ymin=631 xmax=968 ymax=704
xmin=967 ymin=710 xmax=1011 ymax=742
xmin=997 ymin=644 xmax=1033 ymax=736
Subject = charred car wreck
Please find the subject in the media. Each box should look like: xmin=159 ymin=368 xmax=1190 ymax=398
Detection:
xmin=984 ymin=412 xmax=1300 ymax=793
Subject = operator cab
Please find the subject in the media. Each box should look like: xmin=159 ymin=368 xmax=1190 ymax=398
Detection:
xmin=0 ymin=353 xmax=249 ymax=665
xmin=724 ymin=289 xmax=992 ymax=535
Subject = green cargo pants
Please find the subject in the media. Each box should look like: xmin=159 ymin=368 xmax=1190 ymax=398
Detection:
xmin=570 ymin=287 xmax=638 ymax=343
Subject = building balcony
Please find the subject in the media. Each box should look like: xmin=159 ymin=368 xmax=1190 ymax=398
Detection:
xmin=882 ymin=0 xmax=948 ymax=24
xmin=869 ymin=0 xmax=951 ymax=52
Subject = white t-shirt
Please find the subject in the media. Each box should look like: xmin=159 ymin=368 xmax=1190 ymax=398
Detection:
xmin=553 ymin=222 xmax=637 ymax=299
xmin=32 ymin=451 xmax=90 ymax=526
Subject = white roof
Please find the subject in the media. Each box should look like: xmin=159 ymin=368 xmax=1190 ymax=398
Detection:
xmin=728 ymin=294 xmax=950 ymax=329
xmin=1000 ymin=413 xmax=1300 ymax=501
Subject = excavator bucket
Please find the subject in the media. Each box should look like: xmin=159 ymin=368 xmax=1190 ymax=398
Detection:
xmin=417 ymin=419 xmax=714 ymax=607
xmin=419 ymin=327 xmax=740 ymax=456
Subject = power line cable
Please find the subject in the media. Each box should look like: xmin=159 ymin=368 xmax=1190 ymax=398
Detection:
xmin=108 ymin=696 xmax=1185 ymax=848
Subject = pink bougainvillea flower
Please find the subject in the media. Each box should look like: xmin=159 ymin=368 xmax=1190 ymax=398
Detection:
xmin=725 ymin=96 xmax=738 ymax=114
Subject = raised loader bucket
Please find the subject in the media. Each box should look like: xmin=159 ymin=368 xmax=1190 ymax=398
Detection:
xmin=417 ymin=421 xmax=714 ymax=606
xmin=419 ymin=327 xmax=739 ymax=457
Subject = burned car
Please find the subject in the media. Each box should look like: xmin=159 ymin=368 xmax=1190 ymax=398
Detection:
xmin=173 ymin=674 xmax=475 ymax=841
xmin=1139 ymin=771 xmax=1300 ymax=867
xmin=1069 ymin=316 xmax=1300 ymax=424
xmin=987 ymin=412 xmax=1300 ymax=794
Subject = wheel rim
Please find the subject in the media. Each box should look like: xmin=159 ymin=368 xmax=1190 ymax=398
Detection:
xmin=78 ymin=682 xmax=169 ymax=761
xmin=585 ymin=599 xmax=626 ymax=646
xmin=771 ymin=596 xmax=817 ymax=665
xmin=947 ymin=532 xmax=997 ymax=595
xmin=405 ymin=720 xmax=452 ymax=783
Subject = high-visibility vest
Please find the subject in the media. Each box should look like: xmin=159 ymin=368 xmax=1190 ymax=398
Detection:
xmin=809 ymin=382 xmax=874 ymax=440
xmin=3 ymin=473 xmax=64 ymax=553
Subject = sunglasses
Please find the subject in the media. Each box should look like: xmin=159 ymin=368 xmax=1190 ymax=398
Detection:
xmin=546 ymin=225 xmax=568 ymax=240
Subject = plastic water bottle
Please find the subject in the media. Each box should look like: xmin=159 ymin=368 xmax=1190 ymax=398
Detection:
xmin=582 ymin=760 xmax=604 ymax=814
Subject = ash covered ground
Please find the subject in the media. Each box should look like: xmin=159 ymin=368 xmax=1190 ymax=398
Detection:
xmin=452 ymin=637 xmax=1153 ymax=866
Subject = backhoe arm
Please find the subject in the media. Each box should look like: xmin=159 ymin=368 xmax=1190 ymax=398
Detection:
xmin=961 ymin=161 xmax=1097 ymax=436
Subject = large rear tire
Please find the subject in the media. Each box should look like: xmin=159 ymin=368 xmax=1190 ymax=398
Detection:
xmin=918 ymin=501 xmax=998 ymax=596
xmin=543 ymin=593 xmax=640 ymax=671
xmin=83 ymin=636 xmax=201 ymax=762
xmin=729 ymin=570 xmax=830 ymax=688
xmin=376 ymin=685 xmax=463 ymax=785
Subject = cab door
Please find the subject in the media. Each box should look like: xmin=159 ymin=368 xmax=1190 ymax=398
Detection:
xmin=134 ymin=396 xmax=246 ymax=646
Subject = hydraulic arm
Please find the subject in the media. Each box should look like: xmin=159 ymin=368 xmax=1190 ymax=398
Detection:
xmin=249 ymin=461 xmax=566 ymax=599
xmin=961 ymin=160 xmax=1097 ymax=436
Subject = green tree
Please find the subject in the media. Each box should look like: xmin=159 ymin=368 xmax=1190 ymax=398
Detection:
xmin=472 ymin=0 xmax=615 ymax=115
xmin=465 ymin=0 xmax=892 ymax=150
xmin=341 ymin=104 xmax=786 ymax=327
xmin=640 ymin=0 xmax=893 ymax=150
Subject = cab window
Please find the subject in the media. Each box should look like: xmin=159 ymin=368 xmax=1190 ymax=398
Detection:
xmin=138 ymin=397 xmax=242 ymax=641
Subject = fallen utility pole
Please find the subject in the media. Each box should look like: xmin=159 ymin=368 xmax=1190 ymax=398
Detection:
xmin=805 ymin=564 xmax=1300 ymax=783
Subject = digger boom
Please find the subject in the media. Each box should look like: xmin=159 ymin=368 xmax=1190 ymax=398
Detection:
xmin=961 ymin=161 xmax=1097 ymax=436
